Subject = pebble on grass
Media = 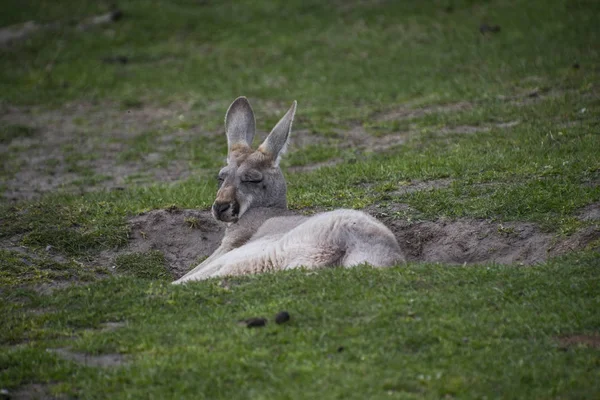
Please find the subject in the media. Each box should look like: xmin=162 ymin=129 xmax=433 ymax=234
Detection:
xmin=240 ymin=317 xmax=267 ymax=328
xmin=275 ymin=311 xmax=291 ymax=324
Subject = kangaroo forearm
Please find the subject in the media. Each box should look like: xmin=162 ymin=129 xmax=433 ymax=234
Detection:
xmin=174 ymin=244 xmax=231 ymax=283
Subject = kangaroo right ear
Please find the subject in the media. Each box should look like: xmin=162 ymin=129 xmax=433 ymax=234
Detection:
xmin=225 ymin=96 xmax=256 ymax=152
xmin=258 ymin=100 xmax=297 ymax=166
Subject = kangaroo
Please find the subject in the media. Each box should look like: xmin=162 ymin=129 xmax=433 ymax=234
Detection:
xmin=173 ymin=97 xmax=404 ymax=284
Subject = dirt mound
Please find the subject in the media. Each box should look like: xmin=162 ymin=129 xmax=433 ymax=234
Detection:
xmin=579 ymin=202 xmax=600 ymax=221
xmin=389 ymin=219 xmax=552 ymax=265
xmin=118 ymin=207 xmax=599 ymax=278
xmin=123 ymin=208 xmax=224 ymax=278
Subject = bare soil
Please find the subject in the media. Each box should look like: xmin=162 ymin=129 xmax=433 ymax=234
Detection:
xmin=557 ymin=334 xmax=600 ymax=349
xmin=390 ymin=179 xmax=453 ymax=195
xmin=1 ymin=102 xmax=200 ymax=200
xmin=114 ymin=205 xmax=599 ymax=279
xmin=122 ymin=208 xmax=223 ymax=278
xmin=387 ymin=218 xmax=597 ymax=265
xmin=579 ymin=202 xmax=600 ymax=221
xmin=376 ymin=100 xmax=473 ymax=122
xmin=47 ymin=348 xmax=127 ymax=368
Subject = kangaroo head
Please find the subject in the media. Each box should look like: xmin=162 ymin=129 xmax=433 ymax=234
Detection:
xmin=212 ymin=97 xmax=297 ymax=223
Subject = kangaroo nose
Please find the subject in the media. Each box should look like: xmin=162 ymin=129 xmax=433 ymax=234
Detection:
xmin=213 ymin=202 xmax=230 ymax=215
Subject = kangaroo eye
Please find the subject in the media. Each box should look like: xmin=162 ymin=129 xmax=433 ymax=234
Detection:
xmin=242 ymin=177 xmax=263 ymax=183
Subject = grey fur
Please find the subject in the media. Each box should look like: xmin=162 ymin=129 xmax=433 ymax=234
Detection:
xmin=225 ymin=96 xmax=256 ymax=149
xmin=173 ymin=98 xmax=404 ymax=283
xmin=258 ymin=101 xmax=296 ymax=165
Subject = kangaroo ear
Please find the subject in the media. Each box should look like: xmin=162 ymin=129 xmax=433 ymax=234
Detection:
xmin=225 ymin=96 xmax=256 ymax=152
xmin=258 ymin=101 xmax=297 ymax=165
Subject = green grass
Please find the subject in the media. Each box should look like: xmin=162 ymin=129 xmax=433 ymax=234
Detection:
xmin=1 ymin=0 xmax=600 ymax=398
xmin=0 ymin=249 xmax=108 ymax=287
xmin=2 ymin=0 xmax=598 ymax=114
xmin=114 ymin=251 xmax=171 ymax=280
xmin=1 ymin=254 xmax=599 ymax=398
xmin=0 ymin=124 xmax=37 ymax=144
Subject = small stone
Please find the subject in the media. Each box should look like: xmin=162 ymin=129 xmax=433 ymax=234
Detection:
xmin=45 ymin=245 xmax=52 ymax=252
xmin=274 ymin=311 xmax=290 ymax=324
xmin=479 ymin=23 xmax=501 ymax=34
xmin=110 ymin=9 xmax=123 ymax=22
xmin=241 ymin=317 xmax=267 ymax=328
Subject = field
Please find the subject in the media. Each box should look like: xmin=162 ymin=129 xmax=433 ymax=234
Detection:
xmin=1 ymin=0 xmax=599 ymax=398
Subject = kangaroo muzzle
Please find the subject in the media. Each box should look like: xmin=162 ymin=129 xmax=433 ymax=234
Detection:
xmin=212 ymin=200 xmax=240 ymax=222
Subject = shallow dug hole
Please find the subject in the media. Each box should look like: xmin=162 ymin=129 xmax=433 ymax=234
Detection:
xmin=119 ymin=208 xmax=599 ymax=279
xmin=387 ymin=219 xmax=597 ymax=265
xmin=120 ymin=208 xmax=223 ymax=278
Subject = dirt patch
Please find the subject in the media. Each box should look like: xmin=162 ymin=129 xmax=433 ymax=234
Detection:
xmin=557 ymin=334 xmax=600 ymax=349
xmin=47 ymin=348 xmax=127 ymax=368
xmin=551 ymin=226 xmax=600 ymax=254
xmin=391 ymin=179 xmax=453 ymax=196
xmin=496 ymin=120 xmax=520 ymax=129
xmin=376 ymin=101 xmax=473 ymax=122
xmin=436 ymin=125 xmax=489 ymax=135
xmin=111 ymin=203 xmax=599 ymax=279
xmin=329 ymin=118 xmax=519 ymax=160
xmin=365 ymin=133 xmax=411 ymax=152
xmin=331 ymin=124 xmax=411 ymax=153
xmin=4 ymin=203 xmax=595 ymax=286
xmin=0 ymin=101 xmax=201 ymax=201
xmin=387 ymin=214 xmax=599 ymax=265
xmin=118 ymin=208 xmax=224 ymax=278
xmin=287 ymin=159 xmax=343 ymax=173
xmin=579 ymin=202 xmax=600 ymax=221
xmin=100 ymin=321 xmax=126 ymax=331
xmin=387 ymin=218 xmax=552 ymax=265
xmin=286 ymin=128 xmax=331 ymax=149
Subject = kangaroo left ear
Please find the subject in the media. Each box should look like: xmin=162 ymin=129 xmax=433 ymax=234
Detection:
xmin=225 ymin=96 xmax=256 ymax=153
xmin=258 ymin=101 xmax=297 ymax=165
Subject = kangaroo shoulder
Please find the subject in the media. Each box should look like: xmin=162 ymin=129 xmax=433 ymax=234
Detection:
xmin=252 ymin=214 xmax=308 ymax=241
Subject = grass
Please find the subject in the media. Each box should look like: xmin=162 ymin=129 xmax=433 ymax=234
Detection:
xmin=1 ymin=0 xmax=599 ymax=398
xmin=1 ymin=255 xmax=599 ymax=398
xmin=0 ymin=124 xmax=37 ymax=144
xmin=114 ymin=251 xmax=171 ymax=280
xmin=0 ymin=249 xmax=108 ymax=287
